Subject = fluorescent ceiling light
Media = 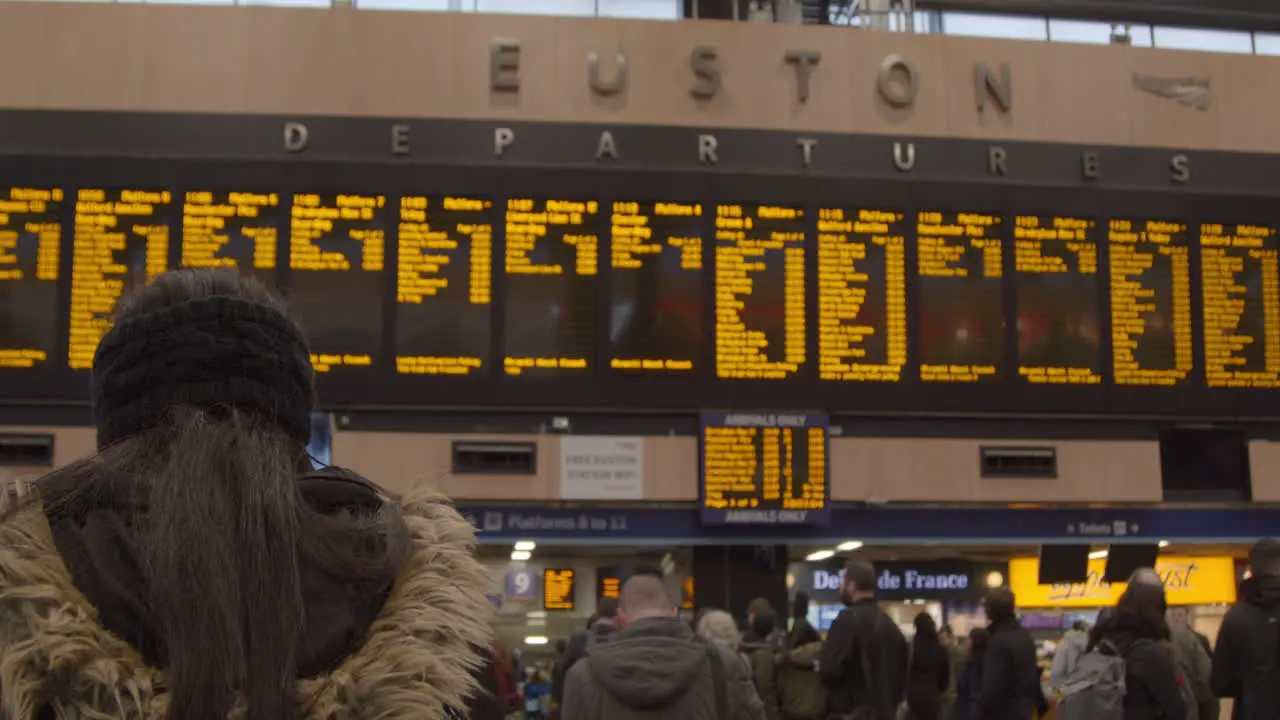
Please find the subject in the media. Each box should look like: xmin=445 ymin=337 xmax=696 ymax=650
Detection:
xmin=525 ymin=635 xmax=549 ymax=645
xmin=526 ymin=611 xmax=547 ymax=619
xmin=511 ymin=550 xmax=532 ymax=561
xmin=1088 ymin=550 xmax=1108 ymax=560
xmin=514 ymin=540 xmax=537 ymax=552
xmin=1158 ymin=540 xmax=1170 ymax=548
xmin=837 ymin=541 xmax=864 ymax=552
xmin=806 ymin=549 xmax=836 ymax=562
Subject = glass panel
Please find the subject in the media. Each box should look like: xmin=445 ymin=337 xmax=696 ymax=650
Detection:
xmin=597 ymin=0 xmax=678 ymax=19
xmin=1153 ymin=26 xmax=1253 ymax=54
xmin=475 ymin=0 xmax=594 ymax=15
xmin=355 ymin=0 xmax=449 ymax=9
xmin=1257 ymin=32 xmax=1280 ymax=55
xmin=941 ymin=11 xmax=1047 ymax=41
xmin=1047 ymin=19 xmax=1113 ymax=45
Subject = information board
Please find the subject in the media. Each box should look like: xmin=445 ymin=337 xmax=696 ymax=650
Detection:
xmin=609 ymin=200 xmax=703 ymax=373
xmin=0 ymin=187 xmax=61 ymax=369
xmin=289 ymin=192 xmax=386 ymax=374
xmin=1198 ymin=221 xmax=1280 ymax=389
xmin=714 ymin=203 xmax=807 ymax=380
xmin=503 ymin=197 xmax=597 ymax=376
xmin=181 ymin=190 xmax=282 ymax=287
xmin=700 ymin=411 xmax=829 ymax=525
xmin=543 ymin=567 xmax=577 ymax=611
xmin=69 ymin=188 xmax=171 ymax=370
xmin=396 ymin=195 xmax=493 ymax=377
xmin=917 ymin=210 xmax=1003 ymax=383
xmin=1014 ymin=214 xmax=1103 ymax=385
xmin=1108 ymin=217 xmax=1193 ymax=386
xmin=817 ymin=207 xmax=907 ymax=382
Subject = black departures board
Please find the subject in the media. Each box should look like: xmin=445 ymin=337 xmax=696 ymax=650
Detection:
xmin=699 ymin=411 xmax=829 ymax=526
xmin=6 ymin=160 xmax=1280 ymax=421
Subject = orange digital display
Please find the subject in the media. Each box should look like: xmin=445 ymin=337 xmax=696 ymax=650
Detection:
xmin=543 ymin=568 xmax=577 ymax=611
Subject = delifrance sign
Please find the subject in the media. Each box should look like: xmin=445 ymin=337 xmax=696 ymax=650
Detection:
xmin=798 ymin=560 xmax=986 ymax=602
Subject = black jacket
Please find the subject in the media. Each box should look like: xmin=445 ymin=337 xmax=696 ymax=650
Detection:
xmin=979 ymin=615 xmax=1048 ymax=720
xmin=818 ymin=599 xmax=909 ymax=720
xmin=552 ymin=619 xmax=618 ymax=707
xmin=905 ymin=638 xmax=950 ymax=720
xmin=1091 ymin=613 xmax=1186 ymax=720
xmin=1211 ymin=574 xmax=1280 ymax=720
xmin=954 ymin=657 xmax=985 ymax=720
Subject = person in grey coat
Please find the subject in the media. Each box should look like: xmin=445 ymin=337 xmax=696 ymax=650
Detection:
xmin=561 ymin=573 xmax=767 ymax=720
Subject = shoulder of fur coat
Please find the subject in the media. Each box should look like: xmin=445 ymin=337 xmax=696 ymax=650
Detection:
xmin=0 ymin=486 xmax=494 ymax=720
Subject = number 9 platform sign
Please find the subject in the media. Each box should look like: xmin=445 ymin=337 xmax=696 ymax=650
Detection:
xmin=505 ymin=568 xmax=539 ymax=602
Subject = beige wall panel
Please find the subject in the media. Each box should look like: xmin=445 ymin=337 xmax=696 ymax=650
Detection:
xmin=830 ymin=437 xmax=1161 ymax=502
xmin=445 ymin=14 xmax=560 ymax=122
xmin=552 ymin=18 xmax=642 ymax=125
xmin=141 ymin=6 xmax=251 ymax=114
xmin=845 ymin=31 xmax=950 ymax=137
xmin=342 ymin=8 xmax=458 ymax=118
xmin=940 ymin=36 xmax=1043 ymax=142
xmin=1248 ymin=440 xmax=1280 ymax=502
xmin=643 ymin=436 xmax=698 ymax=501
xmin=1034 ymin=42 xmax=1132 ymax=145
xmin=242 ymin=8 xmax=357 ymax=116
xmin=333 ymin=431 xmax=556 ymax=499
xmin=0 ymin=3 xmax=49 ymax=109
xmin=740 ymin=23 xmax=854 ymax=133
xmin=36 ymin=4 xmax=144 ymax=111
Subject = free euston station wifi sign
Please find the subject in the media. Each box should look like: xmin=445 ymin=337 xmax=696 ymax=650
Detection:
xmin=699 ymin=412 xmax=830 ymax=526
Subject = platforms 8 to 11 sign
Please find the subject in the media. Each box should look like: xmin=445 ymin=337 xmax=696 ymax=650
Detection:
xmin=699 ymin=411 xmax=830 ymax=526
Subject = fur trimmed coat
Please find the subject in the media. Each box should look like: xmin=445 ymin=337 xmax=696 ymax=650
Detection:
xmin=0 ymin=487 xmax=494 ymax=719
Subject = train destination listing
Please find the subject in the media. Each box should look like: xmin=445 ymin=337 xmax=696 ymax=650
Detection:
xmin=701 ymin=412 xmax=829 ymax=525
xmin=1014 ymin=215 xmax=1103 ymax=385
xmin=1108 ymin=218 xmax=1193 ymax=386
xmin=1199 ymin=221 xmax=1280 ymax=389
xmin=396 ymin=196 xmax=493 ymax=377
xmin=289 ymin=192 xmax=387 ymax=374
xmin=543 ymin=568 xmax=577 ymax=611
xmin=503 ymin=197 xmax=598 ymax=376
xmin=69 ymin=188 xmax=171 ymax=371
xmin=181 ymin=191 xmax=282 ymax=286
xmin=817 ymin=207 xmax=907 ymax=382
xmin=917 ymin=210 xmax=1003 ymax=383
xmin=715 ymin=203 xmax=806 ymax=380
xmin=610 ymin=200 xmax=703 ymax=374
xmin=0 ymin=187 xmax=61 ymax=369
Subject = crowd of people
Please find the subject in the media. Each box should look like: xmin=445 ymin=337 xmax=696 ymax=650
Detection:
xmin=0 ymin=268 xmax=1277 ymax=720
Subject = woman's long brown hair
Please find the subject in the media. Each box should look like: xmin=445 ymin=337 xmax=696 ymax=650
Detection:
xmin=17 ymin=270 xmax=410 ymax=720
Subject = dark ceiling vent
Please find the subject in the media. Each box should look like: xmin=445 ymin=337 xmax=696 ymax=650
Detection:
xmin=452 ymin=441 xmax=538 ymax=475
xmin=980 ymin=445 xmax=1058 ymax=479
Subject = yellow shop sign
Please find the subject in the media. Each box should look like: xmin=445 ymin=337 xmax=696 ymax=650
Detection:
xmin=1008 ymin=556 xmax=1237 ymax=608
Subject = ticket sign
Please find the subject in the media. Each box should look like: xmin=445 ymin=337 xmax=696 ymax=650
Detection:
xmin=1008 ymin=555 xmax=1237 ymax=608
xmin=505 ymin=568 xmax=538 ymax=602
xmin=544 ymin=568 xmax=577 ymax=611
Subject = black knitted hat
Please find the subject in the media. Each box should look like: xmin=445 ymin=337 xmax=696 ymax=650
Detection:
xmin=91 ymin=295 xmax=315 ymax=450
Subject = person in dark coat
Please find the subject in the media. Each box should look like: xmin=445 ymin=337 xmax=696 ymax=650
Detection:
xmin=905 ymin=612 xmax=950 ymax=720
xmin=953 ymin=628 xmax=989 ymax=720
xmin=818 ymin=558 xmax=909 ymax=720
xmin=1212 ymin=538 xmax=1280 ymax=720
xmin=1089 ymin=582 xmax=1187 ymax=720
xmin=552 ymin=598 xmax=620 ymax=710
xmin=466 ymin=646 xmax=509 ymax=720
xmin=979 ymin=587 xmax=1048 ymax=720
xmin=788 ymin=591 xmax=821 ymax=648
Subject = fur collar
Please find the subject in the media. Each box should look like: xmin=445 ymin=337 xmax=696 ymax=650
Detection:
xmin=0 ymin=487 xmax=494 ymax=719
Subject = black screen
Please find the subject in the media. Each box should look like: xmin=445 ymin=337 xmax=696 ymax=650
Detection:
xmin=609 ymin=200 xmax=703 ymax=374
xmin=1014 ymin=214 xmax=1103 ymax=385
xmin=396 ymin=195 xmax=493 ymax=377
xmin=817 ymin=207 xmax=908 ymax=382
xmin=502 ymin=197 xmax=598 ymax=376
xmin=0 ymin=187 xmax=62 ymax=369
xmin=917 ymin=210 xmax=1003 ymax=383
xmin=713 ymin=203 xmax=806 ymax=380
xmin=181 ymin=190 xmax=283 ymax=289
xmin=69 ymin=187 xmax=172 ymax=370
xmin=1038 ymin=544 xmax=1091 ymax=584
xmin=288 ymin=192 xmax=386 ymax=374
xmin=1199 ymin=221 xmax=1280 ymax=389
xmin=1104 ymin=544 xmax=1161 ymax=583
xmin=1108 ymin=217 xmax=1193 ymax=386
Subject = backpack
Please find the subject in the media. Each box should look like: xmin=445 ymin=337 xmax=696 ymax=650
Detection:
xmin=1057 ymin=639 xmax=1144 ymax=720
